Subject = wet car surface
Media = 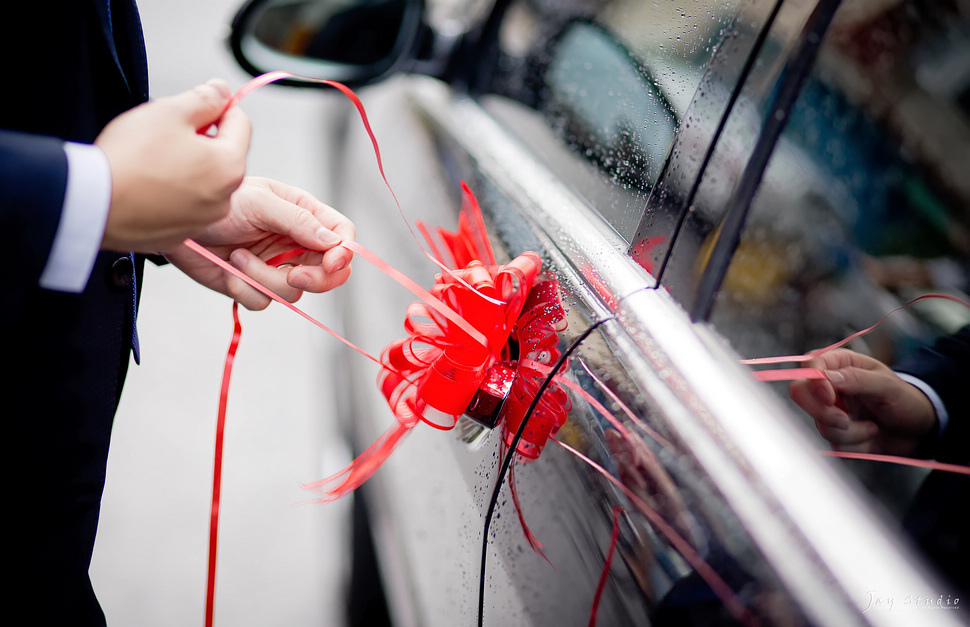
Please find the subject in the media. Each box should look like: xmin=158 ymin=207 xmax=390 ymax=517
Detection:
xmin=230 ymin=0 xmax=969 ymax=625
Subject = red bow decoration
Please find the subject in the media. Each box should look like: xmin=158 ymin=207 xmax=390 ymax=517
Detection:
xmin=306 ymin=183 xmax=570 ymax=501
xmin=500 ymin=278 xmax=571 ymax=460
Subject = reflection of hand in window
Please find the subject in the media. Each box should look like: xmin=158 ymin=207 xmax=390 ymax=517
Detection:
xmin=789 ymin=327 xmax=970 ymax=596
xmin=604 ymin=429 xmax=700 ymax=550
xmin=788 ymin=348 xmax=938 ymax=457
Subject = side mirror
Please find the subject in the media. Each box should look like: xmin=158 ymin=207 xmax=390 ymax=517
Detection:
xmin=229 ymin=0 xmax=426 ymax=87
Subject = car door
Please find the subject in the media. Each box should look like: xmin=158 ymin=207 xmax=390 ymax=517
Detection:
xmin=229 ymin=0 xmax=966 ymax=625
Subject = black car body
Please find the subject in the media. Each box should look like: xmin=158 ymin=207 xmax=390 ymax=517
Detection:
xmin=230 ymin=0 xmax=970 ymax=625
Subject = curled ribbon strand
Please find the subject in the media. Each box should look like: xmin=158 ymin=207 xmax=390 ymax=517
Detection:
xmin=744 ymin=293 xmax=970 ymax=380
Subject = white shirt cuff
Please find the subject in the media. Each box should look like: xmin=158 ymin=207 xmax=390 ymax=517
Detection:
xmin=895 ymin=372 xmax=949 ymax=436
xmin=39 ymin=142 xmax=112 ymax=293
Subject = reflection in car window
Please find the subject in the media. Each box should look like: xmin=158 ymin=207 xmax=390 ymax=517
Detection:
xmin=634 ymin=0 xmax=822 ymax=298
xmin=486 ymin=0 xmax=743 ymax=245
xmin=704 ymin=0 xmax=970 ymax=588
xmin=546 ymin=321 xmax=813 ymax=626
xmin=545 ymin=22 xmax=676 ymax=193
xmin=710 ymin=2 xmax=970 ymax=365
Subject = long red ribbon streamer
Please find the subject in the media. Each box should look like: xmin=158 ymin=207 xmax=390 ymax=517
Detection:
xmin=205 ymin=302 xmax=241 ymax=627
xmin=744 ymin=293 xmax=970 ymax=380
xmin=821 ymin=450 xmax=970 ymax=475
xmin=589 ymin=506 xmax=622 ymax=627
xmin=198 ymin=70 xmax=438 ymax=627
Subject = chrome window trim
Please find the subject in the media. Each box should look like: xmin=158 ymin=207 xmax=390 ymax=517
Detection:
xmin=407 ymin=76 xmax=961 ymax=625
xmin=620 ymin=292 xmax=957 ymax=626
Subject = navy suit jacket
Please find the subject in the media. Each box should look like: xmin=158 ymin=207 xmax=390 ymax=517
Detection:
xmin=1 ymin=2 xmax=149 ymax=623
xmin=896 ymin=325 xmax=970 ymax=464
xmin=896 ymin=325 xmax=970 ymax=595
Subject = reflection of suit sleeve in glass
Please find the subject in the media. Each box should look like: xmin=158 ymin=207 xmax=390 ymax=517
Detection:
xmin=895 ymin=326 xmax=969 ymax=596
xmin=895 ymin=325 xmax=970 ymax=464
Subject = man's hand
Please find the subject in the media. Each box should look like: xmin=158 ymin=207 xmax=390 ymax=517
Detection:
xmin=789 ymin=349 xmax=938 ymax=456
xmin=162 ymin=177 xmax=356 ymax=310
xmin=96 ymin=80 xmax=251 ymax=253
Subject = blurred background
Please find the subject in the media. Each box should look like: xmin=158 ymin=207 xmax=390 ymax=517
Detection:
xmin=89 ymin=1 xmax=352 ymax=625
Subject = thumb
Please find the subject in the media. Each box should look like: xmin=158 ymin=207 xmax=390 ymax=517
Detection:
xmin=825 ymin=366 xmax=893 ymax=400
xmin=170 ymin=80 xmax=233 ymax=131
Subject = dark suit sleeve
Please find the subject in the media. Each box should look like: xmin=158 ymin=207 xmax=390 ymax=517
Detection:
xmin=0 ymin=129 xmax=69 ymax=285
xmin=895 ymin=325 xmax=970 ymax=463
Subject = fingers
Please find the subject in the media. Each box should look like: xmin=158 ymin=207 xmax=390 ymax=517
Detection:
xmin=171 ymin=80 xmax=232 ymax=131
xmin=96 ymin=79 xmax=253 ymax=253
xmin=815 ymin=419 xmax=879 ymax=451
xmin=324 ymin=211 xmax=356 ymax=271
xmin=243 ymin=178 xmax=355 ymax=253
xmin=229 ymin=178 xmax=357 ymax=291
xmin=167 ymin=80 xmax=252 ymax=157
xmin=200 ymin=78 xmax=231 ymax=99
xmin=225 ymin=247 xmax=353 ymax=309
xmin=790 ymin=373 xmax=880 ymax=451
xmin=212 ymin=105 xmax=252 ymax=156
xmin=789 ymin=347 xmax=929 ymax=454
xmin=788 ymin=367 xmax=878 ymax=449
xmin=228 ymin=248 xmax=304 ymax=310
xmin=218 ymin=248 xmax=352 ymax=310
xmin=270 ymin=203 xmax=344 ymax=254
xmin=823 ymin=363 xmax=897 ymax=401
xmin=790 ymin=348 xmax=890 ymax=416
xmin=289 ymin=262 xmax=353 ymax=293
xmin=789 ymin=377 xmax=850 ymax=429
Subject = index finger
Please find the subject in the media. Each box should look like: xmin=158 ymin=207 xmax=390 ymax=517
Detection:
xmin=253 ymin=179 xmax=355 ymax=252
xmin=790 ymin=377 xmax=849 ymax=428
xmin=283 ymin=195 xmax=356 ymax=271
xmin=319 ymin=211 xmax=356 ymax=272
xmin=803 ymin=349 xmax=870 ymax=372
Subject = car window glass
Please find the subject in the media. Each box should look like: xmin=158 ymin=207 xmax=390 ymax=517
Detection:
xmin=704 ymin=0 xmax=970 ymax=559
xmin=483 ymin=0 xmax=745 ymax=247
xmin=708 ymin=2 xmax=970 ymax=374
xmin=544 ymin=22 xmax=676 ymax=192
xmin=635 ymin=0 xmax=820 ymax=296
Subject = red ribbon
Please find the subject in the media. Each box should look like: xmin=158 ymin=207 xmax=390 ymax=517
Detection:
xmin=197 ymin=70 xmax=409 ymax=627
xmin=205 ymin=302 xmax=242 ymax=627
xmin=743 ymin=293 xmax=970 ymax=381
xmin=589 ymin=506 xmax=623 ymax=627
xmin=305 ymin=182 xmax=573 ymax=501
xmin=500 ymin=280 xmax=571 ymax=460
